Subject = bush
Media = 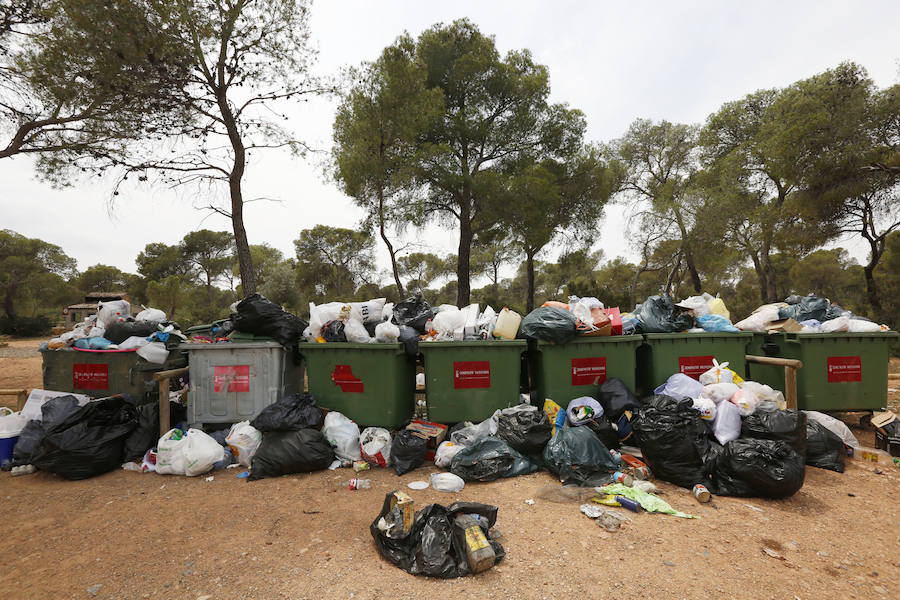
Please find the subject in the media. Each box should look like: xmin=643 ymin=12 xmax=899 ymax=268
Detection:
xmin=0 ymin=315 xmax=52 ymax=337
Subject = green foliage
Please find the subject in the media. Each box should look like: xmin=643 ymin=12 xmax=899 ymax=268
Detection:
xmin=74 ymin=264 xmax=129 ymax=293
xmin=0 ymin=314 xmax=51 ymax=337
xmin=294 ymin=225 xmax=375 ymax=300
xmin=136 ymin=242 xmax=192 ymax=282
xmin=398 ymin=252 xmax=448 ymax=293
xmin=0 ymin=229 xmax=76 ymax=318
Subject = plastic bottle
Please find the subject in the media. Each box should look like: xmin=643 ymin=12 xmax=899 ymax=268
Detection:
xmin=347 ymin=478 xmax=371 ymax=490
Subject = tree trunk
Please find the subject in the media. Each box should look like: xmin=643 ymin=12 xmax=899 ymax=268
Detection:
xmin=760 ymin=251 xmax=778 ymax=302
xmin=456 ymin=196 xmax=472 ymax=307
xmin=748 ymin=251 xmax=769 ymax=303
xmin=863 ymin=234 xmax=885 ymax=320
xmin=378 ymin=187 xmax=404 ymax=297
xmin=664 ymin=252 xmax=682 ymax=295
xmin=673 ymin=208 xmax=702 ymax=292
xmin=526 ymin=250 xmax=536 ymax=313
xmin=3 ymin=283 xmax=16 ymax=318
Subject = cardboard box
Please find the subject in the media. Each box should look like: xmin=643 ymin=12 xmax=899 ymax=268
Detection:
xmin=406 ymin=419 xmax=447 ymax=448
xmin=390 ymin=491 xmax=414 ymax=535
xmin=766 ymin=318 xmax=802 ymax=333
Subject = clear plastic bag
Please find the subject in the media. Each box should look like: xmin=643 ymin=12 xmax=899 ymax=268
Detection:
xmin=322 ymin=411 xmax=361 ymax=461
xmin=226 ymin=421 xmax=262 ymax=467
xmin=430 ymin=472 xmax=465 ymax=492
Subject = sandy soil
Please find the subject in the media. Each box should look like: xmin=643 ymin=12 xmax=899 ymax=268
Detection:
xmin=0 ymin=339 xmax=897 ymax=599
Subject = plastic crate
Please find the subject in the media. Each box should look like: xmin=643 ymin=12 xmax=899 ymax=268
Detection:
xmin=419 ymin=340 xmax=526 ymax=423
xmin=300 ymin=343 xmax=415 ymax=427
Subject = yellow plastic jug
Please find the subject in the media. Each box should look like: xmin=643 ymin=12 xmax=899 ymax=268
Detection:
xmin=493 ymin=307 xmax=522 ymax=340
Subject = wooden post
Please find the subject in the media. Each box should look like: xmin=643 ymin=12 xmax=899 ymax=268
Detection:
xmin=745 ymin=355 xmax=803 ymax=410
xmin=153 ymin=366 xmax=189 ymax=436
xmin=0 ymin=389 xmax=28 ymax=411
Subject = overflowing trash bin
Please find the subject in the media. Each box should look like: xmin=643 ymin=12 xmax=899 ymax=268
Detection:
xmin=528 ymin=335 xmax=642 ymax=405
xmin=636 ymin=332 xmax=753 ymax=396
xmin=747 ymin=331 xmax=898 ymax=411
xmin=419 ymin=340 xmax=526 ymax=423
xmin=300 ymin=342 xmax=415 ymax=427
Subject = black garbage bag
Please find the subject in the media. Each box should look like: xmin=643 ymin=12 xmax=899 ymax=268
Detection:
xmin=582 ymin=415 xmax=621 ymax=450
xmin=370 ymin=494 xmax=504 ymax=578
xmin=122 ymin=401 xmax=186 ymax=463
xmin=233 ymin=293 xmax=308 ymax=346
xmin=805 ymin=421 xmax=845 ymax=473
xmin=392 ymin=294 xmax=434 ymax=334
xmin=31 ymin=396 xmax=139 ymax=480
xmin=392 ymin=429 xmax=428 ymax=475
xmin=710 ymin=438 xmax=805 ymax=498
xmin=450 ymin=437 xmax=539 ymax=481
xmin=595 ymin=377 xmax=640 ymax=422
xmin=248 ymin=429 xmax=334 ymax=480
xmin=543 ymin=426 xmax=618 ymax=487
xmin=250 ymin=393 xmax=323 ymax=432
xmin=322 ymin=320 xmax=347 ymax=342
xmin=496 ymin=405 xmax=551 ymax=461
xmin=397 ymin=325 xmax=420 ymax=357
xmin=783 ymin=294 xmax=804 ymax=305
xmin=104 ymin=320 xmax=161 ymax=344
xmin=741 ymin=409 xmax=807 ymax=456
xmin=633 ymin=295 xmax=694 ymax=333
xmin=517 ymin=307 xmax=577 ymax=344
xmin=11 ymin=395 xmax=84 ymax=467
xmin=777 ymin=295 xmax=829 ymax=323
xmin=632 ymin=394 xmax=712 ymax=489
xmin=364 ymin=320 xmax=380 ymax=338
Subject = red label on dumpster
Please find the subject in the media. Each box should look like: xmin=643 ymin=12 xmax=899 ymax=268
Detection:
xmin=73 ymin=363 xmax=108 ymax=390
xmin=827 ymin=356 xmax=861 ymax=383
xmin=571 ymin=357 xmax=606 ymax=385
xmin=679 ymin=356 xmax=715 ymax=380
xmin=332 ymin=365 xmax=364 ymax=393
xmin=214 ymin=365 xmax=250 ymax=392
xmin=454 ymin=361 xmax=491 ymax=389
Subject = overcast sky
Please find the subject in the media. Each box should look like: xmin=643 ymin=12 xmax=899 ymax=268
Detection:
xmin=2 ymin=0 xmax=898 ymax=285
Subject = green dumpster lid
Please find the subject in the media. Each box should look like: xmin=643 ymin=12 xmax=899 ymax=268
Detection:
xmin=536 ymin=334 xmax=643 ymax=347
xmin=642 ymin=332 xmax=753 ymax=340
xmin=298 ymin=342 xmax=405 ymax=350
xmin=783 ymin=330 xmax=898 ymax=340
xmin=419 ymin=339 xmax=527 ymax=348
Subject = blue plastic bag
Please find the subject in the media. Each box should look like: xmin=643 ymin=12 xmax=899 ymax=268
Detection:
xmin=696 ymin=314 xmax=739 ymax=333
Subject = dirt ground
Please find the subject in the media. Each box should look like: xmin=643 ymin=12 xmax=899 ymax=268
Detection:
xmin=0 ymin=339 xmax=898 ymax=600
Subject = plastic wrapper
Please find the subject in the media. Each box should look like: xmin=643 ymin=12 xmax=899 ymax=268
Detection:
xmin=392 ymin=429 xmax=428 ymax=475
xmin=710 ymin=438 xmax=805 ymax=498
xmin=517 ymin=307 xmax=577 ymax=345
xmin=450 ymin=437 xmax=538 ymax=481
xmin=234 ymin=293 xmax=307 ymax=346
xmin=542 ymin=426 xmax=618 ymax=487
xmin=250 ymin=393 xmax=323 ymax=432
xmin=633 ymin=295 xmax=694 ymax=333
xmin=632 ymin=395 xmax=712 ymax=489
xmin=248 ymin=429 xmax=334 ymax=480
xmin=370 ymin=494 xmax=504 ymax=578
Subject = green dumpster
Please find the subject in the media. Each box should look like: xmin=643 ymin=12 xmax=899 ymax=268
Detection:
xmin=529 ymin=335 xmax=642 ymax=405
xmin=40 ymin=347 xmax=187 ymax=402
xmin=300 ymin=343 xmax=415 ymax=427
xmin=419 ymin=340 xmax=526 ymax=423
xmin=746 ymin=331 xmax=898 ymax=411
xmin=636 ymin=332 xmax=754 ymax=396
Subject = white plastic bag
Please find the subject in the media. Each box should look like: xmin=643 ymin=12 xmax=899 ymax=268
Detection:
xmin=678 ymin=295 xmax=711 ymax=317
xmin=729 ymin=388 xmax=760 ymax=416
xmin=156 ymin=429 xmax=188 ymax=475
xmin=343 ymin=318 xmax=372 ymax=343
xmin=308 ymin=301 xmax=346 ymax=336
xmin=226 ymin=421 xmax=262 ymax=467
xmin=360 ymin=427 xmax=392 ymax=467
xmin=374 ymin=321 xmax=400 ymax=343
xmin=654 ymin=373 xmax=704 ymax=400
xmin=87 ymin=323 xmax=106 ymax=339
xmin=734 ymin=307 xmax=780 ymax=332
xmin=137 ymin=341 xmax=168 ymax=364
xmin=848 ymin=319 xmax=885 ymax=333
xmin=712 ymin=399 xmax=741 ymax=445
xmin=699 ymin=359 xmax=733 ymax=385
xmin=701 ymin=382 xmax=739 ymax=404
xmin=691 ymin=397 xmax=717 ymax=421
xmin=459 ymin=303 xmax=479 ymax=340
xmin=183 ymin=429 xmax=225 ymax=476
xmin=97 ymin=299 xmax=131 ymax=327
xmin=322 ymin=411 xmax=361 ymax=461
xmin=135 ymin=306 xmax=166 ymax=322
xmin=739 ymin=381 xmax=785 ymax=410
xmin=476 ymin=306 xmax=497 ymax=339
xmin=432 ymin=308 xmax=464 ymax=340
xmin=0 ymin=407 xmax=28 ymax=437
xmin=450 ymin=411 xmax=500 ymax=446
xmin=434 ymin=441 xmax=462 ymax=467
xmin=821 ymin=317 xmax=850 ymax=333
xmin=349 ymin=298 xmax=386 ymax=324
xmin=430 ymin=472 xmax=465 ymax=492
xmin=804 ymin=410 xmax=859 ymax=447
xmin=118 ymin=336 xmax=151 ymax=351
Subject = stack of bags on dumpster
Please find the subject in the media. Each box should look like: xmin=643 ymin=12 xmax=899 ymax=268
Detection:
xmin=635 ymin=359 xmax=857 ymax=498
xmin=735 ymin=294 xmax=891 ymax=333
xmin=44 ymin=299 xmax=184 ymax=364
xmin=621 ymin=293 xmax=738 ymax=335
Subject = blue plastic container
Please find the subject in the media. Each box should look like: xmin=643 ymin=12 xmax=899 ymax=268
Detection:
xmin=0 ymin=434 xmax=20 ymax=466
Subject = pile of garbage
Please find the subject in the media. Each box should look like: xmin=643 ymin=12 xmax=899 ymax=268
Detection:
xmin=619 ymin=293 xmax=739 ymax=335
xmin=185 ymin=293 xmax=308 ymax=346
xmin=42 ymin=299 xmax=184 ymax=364
xmin=735 ymin=294 xmax=891 ymax=333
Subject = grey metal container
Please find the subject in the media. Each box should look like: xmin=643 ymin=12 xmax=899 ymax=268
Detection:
xmin=184 ymin=342 xmax=303 ymax=426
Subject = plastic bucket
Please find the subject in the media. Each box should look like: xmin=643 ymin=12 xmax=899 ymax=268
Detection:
xmin=0 ymin=434 xmax=20 ymax=465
